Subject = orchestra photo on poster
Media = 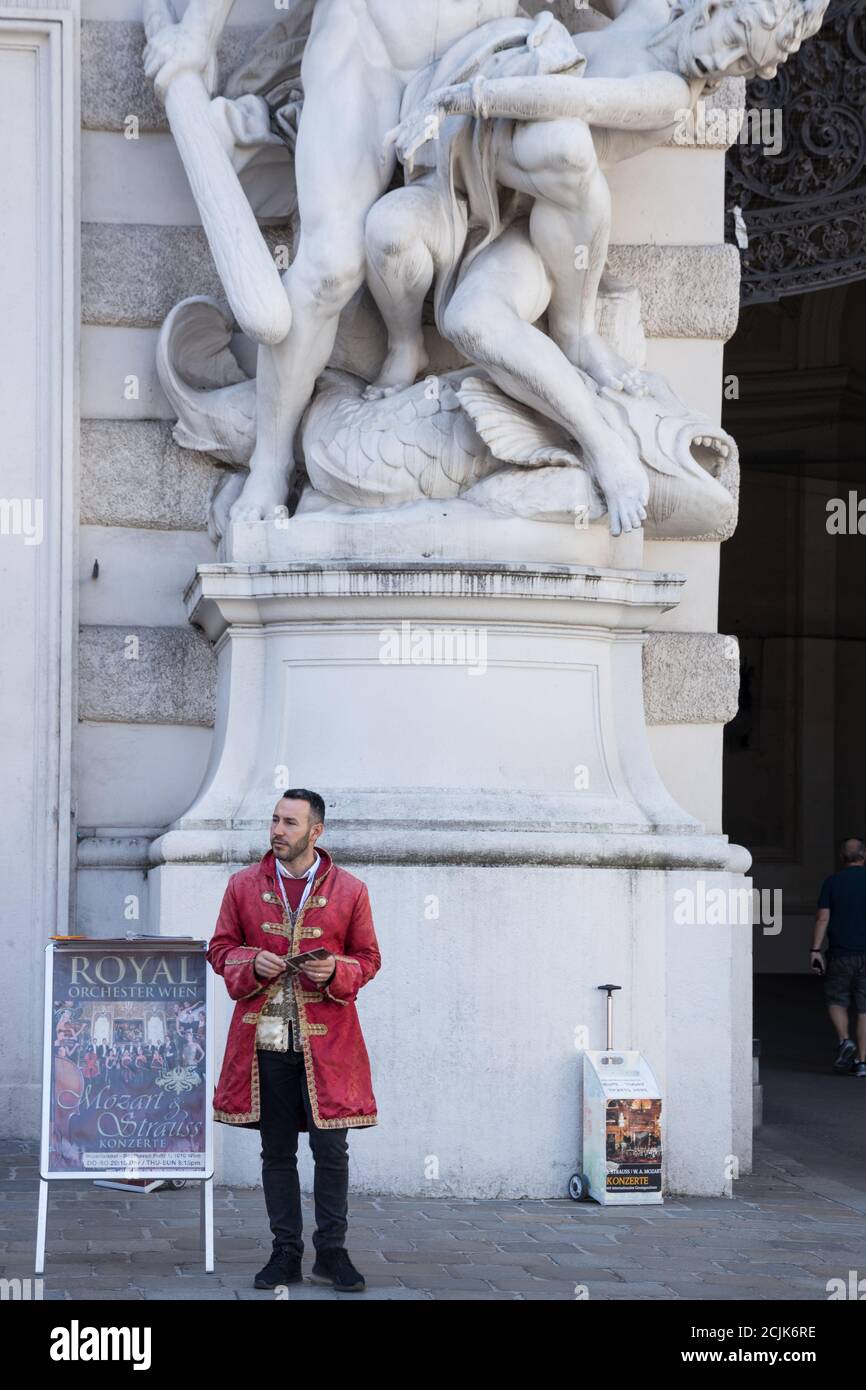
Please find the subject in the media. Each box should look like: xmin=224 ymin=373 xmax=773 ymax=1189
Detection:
xmin=606 ymin=1098 xmax=663 ymax=1192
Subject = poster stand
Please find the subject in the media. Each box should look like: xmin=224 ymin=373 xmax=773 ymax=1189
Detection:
xmin=35 ymin=1174 xmax=214 ymax=1275
xmin=569 ymin=984 xmax=664 ymax=1205
xmin=36 ymin=938 xmax=214 ymax=1274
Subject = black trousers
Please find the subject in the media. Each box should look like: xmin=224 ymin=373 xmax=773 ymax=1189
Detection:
xmin=257 ymin=1042 xmax=349 ymax=1258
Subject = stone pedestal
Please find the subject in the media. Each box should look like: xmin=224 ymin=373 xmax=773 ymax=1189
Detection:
xmin=149 ymin=515 xmax=751 ymax=1197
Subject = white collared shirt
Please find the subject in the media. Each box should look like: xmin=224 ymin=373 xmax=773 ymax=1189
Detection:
xmin=274 ymin=851 xmax=320 ymax=917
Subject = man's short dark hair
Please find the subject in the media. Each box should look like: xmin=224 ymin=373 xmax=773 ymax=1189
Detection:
xmin=279 ymin=788 xmax=326 ymax=826
xmin=840 ymin=836 xmax=866 ymax=864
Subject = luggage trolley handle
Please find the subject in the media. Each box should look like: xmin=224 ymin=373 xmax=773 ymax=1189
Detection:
xmin=597 ymin=983 xmax=622 ymax=1051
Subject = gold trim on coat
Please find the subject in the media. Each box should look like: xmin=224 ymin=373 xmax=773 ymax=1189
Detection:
xmin=214 ymin=1043 xmax=262 ymax=1126
xmin=294 ymin=860 xmax=375 ymax=1128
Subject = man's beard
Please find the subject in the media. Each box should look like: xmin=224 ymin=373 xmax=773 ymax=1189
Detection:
xmin=273 ymin=830 xmax=311 ymax=861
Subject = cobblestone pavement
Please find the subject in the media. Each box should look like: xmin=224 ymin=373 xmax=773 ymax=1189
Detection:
xmin=3 ymin=1133 xmax=865 ymax=1301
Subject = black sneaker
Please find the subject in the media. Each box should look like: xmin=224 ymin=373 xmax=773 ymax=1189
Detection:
xmin=834 ymin=1039 xmax=857 ymax=1072
xmin=853 ymin=1059 xmax=866 ymax=1078
xmin=253 ymin=1249 xmax=303 ymax=1289
xmin=310 ymin=1248 xmax=366 ymax=1292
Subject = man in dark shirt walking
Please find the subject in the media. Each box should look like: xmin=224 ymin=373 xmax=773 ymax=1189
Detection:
xmin=813 ymin=837 xmax=866 ymax=1076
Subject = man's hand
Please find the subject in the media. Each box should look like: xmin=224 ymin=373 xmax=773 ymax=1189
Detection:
xmin=301 ymin=953 xmax=337 ymax=986
xmin=810 ymin=949 xmax=826 ymax=976
xmin=253 ymin=950 xmax=288 ymax=982
xmin=384 ymin=93 xmax=458 ymax=171
xmin=143 ymin=21 xmax=216 ymax=101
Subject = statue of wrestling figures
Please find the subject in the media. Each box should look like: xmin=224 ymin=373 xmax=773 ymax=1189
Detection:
xmin=143 ymin=0 xmax=829 ymax=539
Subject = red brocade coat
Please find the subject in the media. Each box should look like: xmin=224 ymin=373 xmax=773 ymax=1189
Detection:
xmin=206 ymin=846 xmax=380 ymax=1131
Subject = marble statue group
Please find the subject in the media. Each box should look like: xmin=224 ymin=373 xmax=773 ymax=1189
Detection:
xmin=142 ymin=0 xmax=829 ymax=541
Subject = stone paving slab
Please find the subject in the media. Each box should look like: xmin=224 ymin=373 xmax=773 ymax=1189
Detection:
xmin=2 ymin=1138 xmax=865 ymax=1301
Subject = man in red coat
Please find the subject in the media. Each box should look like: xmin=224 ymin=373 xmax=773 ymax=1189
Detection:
xmin=206 ymin=789 xmax=380 ymax=1293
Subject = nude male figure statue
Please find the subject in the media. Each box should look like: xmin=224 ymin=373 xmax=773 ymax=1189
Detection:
xmin=364 ymin=0 xmax=827 ymax=532
xmin=144 ymin=0 xmax=522 ymax=522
